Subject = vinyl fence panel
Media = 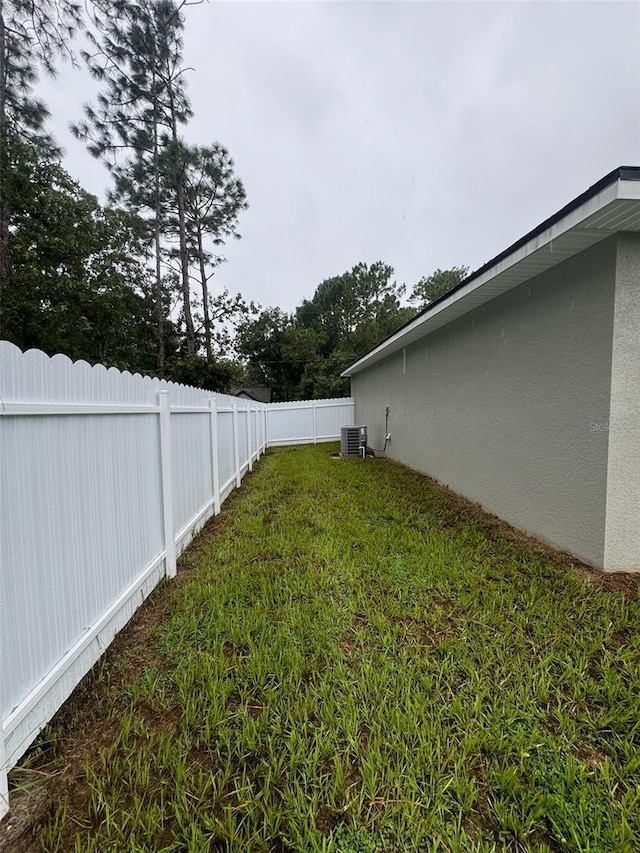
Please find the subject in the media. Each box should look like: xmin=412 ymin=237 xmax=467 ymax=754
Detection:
xmin=216 ymin=406 xmax=237 ymax=500
xmin=172 ymin=411 xmax=212 ymax=547
xmin=0 ymin=340 xmax=353 ymax=818
xmin=266 ymin=398 xmax=355 ymax=445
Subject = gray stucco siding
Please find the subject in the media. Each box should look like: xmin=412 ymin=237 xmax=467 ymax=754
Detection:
xmin=353 ymin=237 xmax=618 ymax=566
xmin=604 ymin=234 xmax=640 ymax=570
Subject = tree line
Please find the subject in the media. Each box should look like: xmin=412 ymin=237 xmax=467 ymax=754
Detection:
xmin=236 ymin=263 xmax=469 ymax=400
xmin=0 ymin=1 xmax=467 ymax=396
xmin=1 ymin=0 xmax=250 ymax=388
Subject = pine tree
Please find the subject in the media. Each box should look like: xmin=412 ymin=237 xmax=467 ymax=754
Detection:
xmin=409 ymin=266 xmax=469 ymax=309
xmin=0 ymin=0 xmax=81 ymax=288
xmin=168 ymin=141 xmax=248 ymax=361
xmin=73 ymin=0 xmax=192 ymax=372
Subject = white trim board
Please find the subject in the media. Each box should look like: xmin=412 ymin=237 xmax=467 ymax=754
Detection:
xmin=344 ymin=176 xmax=640 ymax=377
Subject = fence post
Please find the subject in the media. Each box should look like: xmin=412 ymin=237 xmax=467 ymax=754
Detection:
xmin=0 ymin=484 xmax=7 ymax=818
xmin=0 ymin=726 xmax=8 ymax=819
xmin=258 ymin=407 xmax=261 ymax=453
xmin=246 ymin=405 xmax=253 ymax=472
xmin=253 ymin=406 xmax=259 ymax=461
xmin=264 ymin=406 xmax=267 ymax=452
xmin=265 ymin=406 xmax=270 ymax=449
xmin=254 ymin=407 xmax=258 ymax=460
xmin=209 ymin=397 xmax=221 ymax=515
xmin=313 ymin=400 xmax=317 ymax=444
xmin=159 ymin=390 xmax=176 ymax=578
xmin=232 ymin=402 xmax=241 ymax=487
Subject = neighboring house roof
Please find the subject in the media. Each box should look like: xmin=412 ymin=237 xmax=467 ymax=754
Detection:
xmin=233 ymin=387 xmax=273 ymax=403
xmin=343 ymin=166 xmax=640 ymax=378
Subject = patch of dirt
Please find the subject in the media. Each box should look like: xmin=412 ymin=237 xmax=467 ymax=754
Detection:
xmin=610 ymin=629 xmax=631 ymax=650
xmin=575 ymin=745 xmax=607 ymax=770
xmin=227 ymin=699 xmax=265 ymax=719
xmin=269 ymin=838 xmax=295 ymax=853
xmin=339 ymin=637 xmax=359 ymax=656
xmin=346 ymin=762 xmax=362 ymax=782
xmin=461 ymin=814 xmax=483 ymax=842
xmin=575 ymin=570 xmax=640 ymax=597
xmin=358 ymin=724 xmax=371 ymax=747
xmin=0 ymin=787 xmax=49 ymax=853
xmin=222 ymin=641 xmax=250 ymax=659
xmin=134 ymin=699 xmax=181 ymax=734
xmin=315 ymin=806 xmax=335 ymax=834
xmin=391 ymin=616 xmax=447 ymax=651
xmin=339 ymin=614 xmax=377 ymax=659
xmin=529 ymin=829 xmax=564 ymax=852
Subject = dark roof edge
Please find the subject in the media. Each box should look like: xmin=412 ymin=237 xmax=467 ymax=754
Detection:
xmin=347 ymin=165 xmax=640 ymax=372
xmin=233 ymin=387 xmax=272 ymax=402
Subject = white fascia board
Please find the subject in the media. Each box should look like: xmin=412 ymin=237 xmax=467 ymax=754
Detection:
xmin=618 ymin=179 xmax=640 ymax=201
xmin=343 ymin=179 xmax=636 ymax=378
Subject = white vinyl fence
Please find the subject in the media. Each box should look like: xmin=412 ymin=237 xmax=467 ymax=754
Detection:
xmin=266 ymin=398 xmax=357 ymax=446
xmin=0 ymin=341 xmax=354 ymax=817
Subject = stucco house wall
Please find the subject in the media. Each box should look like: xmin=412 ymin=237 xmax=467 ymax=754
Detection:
xmin=345 ymin=169 xmax=640 ymax=571
xmin=352 ymin=238 xmax=619 ymax=567
xmin=603 ymin=233 xmax=640 ymax=571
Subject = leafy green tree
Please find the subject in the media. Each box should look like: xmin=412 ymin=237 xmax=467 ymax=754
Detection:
xmin=409 ymin=265 xmax=469 ymax=309
xmin=297 ymin=352 xmax=352 ymax=400
xmin=236 ymin=308 xmax=305 ymax=401
xmin=292 ymin=261 xmax=414 ymax=397
xmin=2 ymin=142 xmax=162 ymax=370
xmin=0 ymin=0 xmax=82 ymax=281
xmin=165 ymin=353 xmax=246 ymax=392
xmin=297 ymin=261 xmax=410 ymax=351
xmin=237 ymin=263 xmax=414 ymax=400
xmin=296 ymin=276 xmax=350 ymax=355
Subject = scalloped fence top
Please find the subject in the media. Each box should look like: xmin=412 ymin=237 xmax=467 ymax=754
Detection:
xmin=0 ymin=341 xmax=242 ymax=408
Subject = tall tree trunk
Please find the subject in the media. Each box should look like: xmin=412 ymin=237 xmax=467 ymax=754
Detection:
xmin=197 ymin=224 xmax=212 ymax=363
xmin=0 ymin=6 xmax=10 ymax=291
xmin=168 ymin=88 xmax=195 ymax=356
xmin=152 ymin=90 xmax=165 ymax=375
xmin=175 ymin=168 xmax=195 ymax=355
xmin=153 ymin=195 xmax=164 ymax=375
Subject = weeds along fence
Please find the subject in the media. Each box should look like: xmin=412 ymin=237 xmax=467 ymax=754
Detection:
xmin=0 ymin=341 xmax=354 ymax=817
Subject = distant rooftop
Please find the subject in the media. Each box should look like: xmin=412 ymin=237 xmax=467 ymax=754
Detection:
xmin=233 ymin=387 xmax=273 ymax=404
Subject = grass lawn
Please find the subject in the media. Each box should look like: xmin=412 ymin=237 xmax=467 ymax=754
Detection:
xmin=11 ymin=445 xmax=640 ymax=852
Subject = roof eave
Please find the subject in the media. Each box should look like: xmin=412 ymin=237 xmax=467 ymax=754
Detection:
xmin=342 ymin=169 xmax=640 ymax=378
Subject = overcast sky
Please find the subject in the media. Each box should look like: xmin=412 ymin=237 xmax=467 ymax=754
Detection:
xmin=40 ymin=1 xmax=640 ymax=313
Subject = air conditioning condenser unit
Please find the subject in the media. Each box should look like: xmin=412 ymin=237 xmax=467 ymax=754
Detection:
xmin=340 ymin=425 xmax=367 ymax=458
